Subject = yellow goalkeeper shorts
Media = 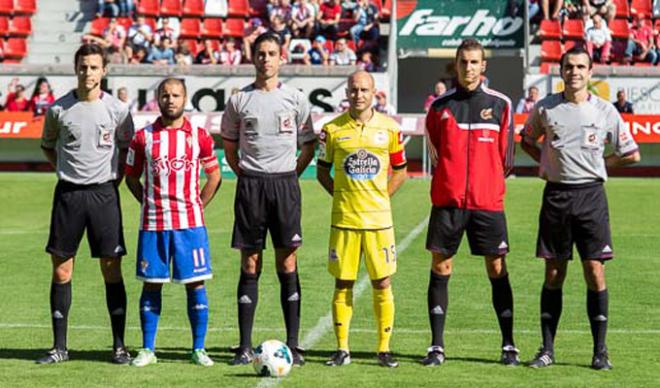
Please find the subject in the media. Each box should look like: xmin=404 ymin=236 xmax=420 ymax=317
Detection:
xmin=327 ymin=227 xmax=397 ymax=281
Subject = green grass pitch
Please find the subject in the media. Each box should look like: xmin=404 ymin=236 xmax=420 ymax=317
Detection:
xmin=0 ymin=173 xmax=658 ymax=387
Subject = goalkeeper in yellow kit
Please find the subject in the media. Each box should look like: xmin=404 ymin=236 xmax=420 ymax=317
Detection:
xmin=317 ymin=70 xmax=408 ymax=368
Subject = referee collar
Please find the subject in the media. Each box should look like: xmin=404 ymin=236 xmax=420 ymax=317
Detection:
xmin=153 ymin=116 xmax=192 ymax=132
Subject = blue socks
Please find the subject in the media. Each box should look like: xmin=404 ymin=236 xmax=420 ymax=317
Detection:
xmin=139 ymin=290 xmax=162 ymax=351
xmin=187 ymin=287 xmax=209 ymax=351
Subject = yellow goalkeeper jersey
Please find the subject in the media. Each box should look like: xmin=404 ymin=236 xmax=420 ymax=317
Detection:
xmin=318 ymin=111 xmax=407 ymax=230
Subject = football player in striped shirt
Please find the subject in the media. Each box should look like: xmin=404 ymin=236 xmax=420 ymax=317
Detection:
xmin=124 ymin=78 xmax=221 ymax=367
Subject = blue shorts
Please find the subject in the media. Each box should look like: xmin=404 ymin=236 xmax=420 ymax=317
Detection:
xmin=136 ymin=227 xmax=213 ymax=284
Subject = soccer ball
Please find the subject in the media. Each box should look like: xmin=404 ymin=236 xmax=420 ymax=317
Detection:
xmin=253 ymin=340 xmax=293 ymax=377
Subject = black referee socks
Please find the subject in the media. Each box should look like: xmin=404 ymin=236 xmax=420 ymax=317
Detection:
xmin=490 ymin=275 xmax=515 ymax=348
xmin=428 ymin=271 xmax=449 ymax=348
xmin=278 ymin=271 xmax=301 ymax=349
xmin=587 ymin=289 xmax=609 ymax=353
xmin=105 ymin=281 xmax=127 ymax=350
xmin=50 ymin=281 xmax=71 ymax=351
xmin=540 ymin=287 xmax=563 ymax=352
xmin=237 ymin=271 xmax=260 ymax=349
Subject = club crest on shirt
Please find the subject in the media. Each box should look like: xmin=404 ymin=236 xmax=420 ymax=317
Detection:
xmin=375 ymin=131 xmax=387 ymax=145
xmin=480 ymin=108 xmax=493 ymax=120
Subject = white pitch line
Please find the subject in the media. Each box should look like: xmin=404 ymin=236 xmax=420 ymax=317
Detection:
xmin=1 ymin=322 xmax=659 ymax=335
xmin=256 ymin=216 xmax=429 ymax=388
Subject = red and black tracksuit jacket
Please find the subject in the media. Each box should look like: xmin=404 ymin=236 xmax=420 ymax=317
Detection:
xmin=425 ymin=82 xmax=515 ymax=212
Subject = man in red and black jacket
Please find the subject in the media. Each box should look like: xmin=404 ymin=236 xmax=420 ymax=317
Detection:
xmin=421 ymin=39 xmax=518 ymax=367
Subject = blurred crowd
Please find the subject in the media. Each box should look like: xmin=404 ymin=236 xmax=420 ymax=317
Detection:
xmin=87 ymin=0 xmax=385 ymax=69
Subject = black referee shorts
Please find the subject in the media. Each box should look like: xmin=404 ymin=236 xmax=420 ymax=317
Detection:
xmin=46 ymin=181 xmax=126 ymax=259
xmin=426 ymin=206 xmax=509 ymax=257
xmin=231 ymin=171 xmax=302 ymax=250
xmin=536 ymin=181 xmax=613 ymax=261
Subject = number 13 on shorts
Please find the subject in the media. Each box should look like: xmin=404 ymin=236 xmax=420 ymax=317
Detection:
xmin=328 ymin=228 xmax=397 ymax=281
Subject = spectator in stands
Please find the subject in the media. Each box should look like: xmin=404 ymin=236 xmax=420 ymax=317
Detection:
xmin=515 ymin=86 xmax=540 ymax=114
xmin=349 ymin=0 xmax=379 ymax=47
xmin=529 ymin=0 xmax=541 ymax=21
xmin=270 ymin=0 xmax=294 ymax=26
xmin=562 ymin=0 xmax=585 ymax=19
xmin=357 ymin=50 xmax=378 ymax=71
xmin=318 ymin=0 xmax=342 ymax=41
xmin=127 ymin=15 xmax=153 ymax=52
xmin=5 ymin=83 xmax=29 ymax=112
xmin=220 ymin=38 xmax=242 ymax=65
xmin=243 ymin=18 xmax=268 ymax=63
xmin=146 ymin=36 xmax=175 ymax=65
xmin=97 ymin=0 xmax=120 ymax=18
xmin=28 ymin=77 xmax=55 ymax=116
xmin=291 ymin=0 xmax=316 ymax=38
xmin=269 ymin=15 xmax=293 ymax=60
xmin=195 ymin=39 xmax=220 ymax=65
xmin=626 ymin=17 xmax=657 ymax=65
xmin=304 ymin=35 xmax=329 ymax=65
xmin=330 ymin=38 xmax=357 ymax=65
xmin=118 ymin=0 xmax=134 ymax=17
xmin=128 ymin=46 xmax=148 ymax=64
xmin=374 ymin=90 xmax=396 ymax=115
xmin=175 ymin=40 xmax=194 ymax=65
xmin=541 ymin=0 xmax=564 ymax=20
xmin=141 ymin=92 xmax=159 ymax=112
xmin=585 ymin=14 xmax=612 ymax=64
xmin=117 ymin=86 xmax=138 ymax=113
xmin=154 ymin=18 xmax=179 ymax=48
xmin=424 ymin=81 xmax=447 ymax=112
xmin=584 ymin=0 xmax=615 ymax=24
xmin=84 ymin=18 xmax=126 ymax=51
xmin=613 ymin=89 xmax=634 ymax=113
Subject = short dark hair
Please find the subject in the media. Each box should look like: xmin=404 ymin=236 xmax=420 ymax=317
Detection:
xmin=157 ymin=77 xmax=187 ymax=97
xmin=560 ymin=46 xmax=593 ymax=71
xmin=252 ymin=32 xmax=282 ymax=57
xmin=74 ymin=43 xmax=108 ymax=68
xmin=455 ymin=38 xmax=485 ymax=61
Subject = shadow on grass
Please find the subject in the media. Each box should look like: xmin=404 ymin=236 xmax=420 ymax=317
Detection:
xmin=0 ymin=346 xmax=234 ymax=364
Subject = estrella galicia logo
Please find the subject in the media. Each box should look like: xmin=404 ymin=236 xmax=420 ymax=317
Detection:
xmin=343 ymin=149 xmax=380 ymax=180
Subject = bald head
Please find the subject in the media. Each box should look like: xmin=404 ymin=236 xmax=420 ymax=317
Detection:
xmin=348 ymin=70 xmax=375 ymax=89
xmin=346 ymin=70 xmax=376 ymax=115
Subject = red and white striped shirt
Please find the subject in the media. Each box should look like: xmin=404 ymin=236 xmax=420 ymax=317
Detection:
xmin=125 ymin=118 xmax=219 ymax=231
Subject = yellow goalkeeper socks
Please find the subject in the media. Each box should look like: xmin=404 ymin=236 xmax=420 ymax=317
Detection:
xmin=373 ymin=286 xmax=394 ymax=353
xmin=332 ymin=288 xmax=353 ymax=351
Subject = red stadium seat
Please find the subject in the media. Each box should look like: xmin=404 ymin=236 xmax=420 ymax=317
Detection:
xmin=0 ymin=16 xmax=8 ymax=35
xmin=144 ymin=17 xmax=157 ymax=32
xmin=4 ymin=38 xmax=28 ymax=59
xmin=324 ymin=39 xmax=334 ymax=53
xmin=249 ymin=0 xmax=268 ymax=17
xmin=179 ymin=38 xmax=200 ymax=56
xmin=539 ymin=19 xmax=561 ymax=40
xmin=563 ymin=39 xmax=585 ymax=51
xmin=14 ymin=0 xmax=37 ymax=16
xmin=562 ymin=19 xmax=585 ymax=40
xmin=179 ymin=18 xmax=201 ymax=39
xmin=228 ymin=0 xmax=250 ymax=18
xmin=89 ymin=17 xmax=111 ymax=36
xmin=182 ymin=0 xmax=204 ymax=17
xmin=0 ymin=0 xmax=13 ymax=16
xmin=613 ymin=0 xmax=630 ymax=19
xmin=160 ymin=0 xmax=183 ymax=18
xmin=630 ymin=0 xmax=652 ymax=18
xmin=223 ymin=18 xmax=245 ymax=37
xmin=541 ymin=40 xmax=562 ymax=62
xmin=137 ymin=0 xmax=160 ymax=17
xmin=201 ymin=18 xmax=223 ymax=39
xmin=116 ymin=17 xmax=133 ymax=32
xmin=609 ymin=19 xmax=631 ymax=39
xmin=9 ymin=16 xmax=32 ymax=37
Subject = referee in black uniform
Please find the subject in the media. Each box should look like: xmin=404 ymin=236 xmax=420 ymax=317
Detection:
xmin=37 ymin=44 xmax=135 ymax=364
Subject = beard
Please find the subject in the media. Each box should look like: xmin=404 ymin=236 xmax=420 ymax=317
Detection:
xmin=159 ymin=104 xmax=185 ymax=121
